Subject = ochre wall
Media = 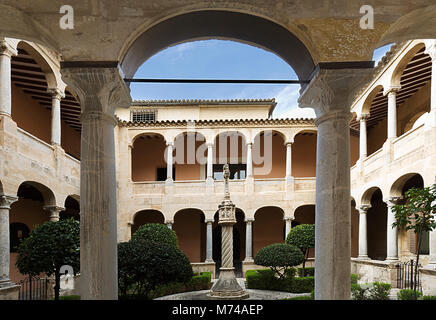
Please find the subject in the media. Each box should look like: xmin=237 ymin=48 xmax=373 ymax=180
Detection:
xmin=292 ymin=134 xmax=316 ymax=177
xmin=9 ymin=198 xmax=49 ymax=283
xmin=253 ymin=133 xmax=286 ymax=178
xmin=253 ymin=207 xmax=284 ymax=257
xmin=11 ymin=84 xmax=81 ymax=158
xmin=131 ymin=136 xmax=167 ymax=181
xmin=173 ymin=210 xmax=205 ymax=263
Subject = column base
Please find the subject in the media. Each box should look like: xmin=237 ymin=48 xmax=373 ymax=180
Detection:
xmin=165 ymin=178 xmax=174 ymax=186
xmin=285 ymin=176 xmax=294 ymax=184
xmin=423 ymin=263 xmax=436 ymax=271
xmin=208 ymin=268 xmax=249 ymax=300
xmin=357 ymin=255 xmax=370 ymax=260
xmin=0 ymin=283 xmax=20 ymax=300
xmin=243 ymin=257 xmax=254 ymax=263
xmin=385 ymin=257 xmax=399 ymax=262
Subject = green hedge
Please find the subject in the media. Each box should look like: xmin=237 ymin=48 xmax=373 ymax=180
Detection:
xmin=351 ymin=273 xmax=358 ymax=284
xmin=423 ymin=295 xmax=436 ymax=300
xmin=151 ymin=272 xmax=212 ymax=299
xmin=397 ymin=289 xmax=422 ymax=300
xmin=246 ymin=269 xmax=314 ymax=293
xmin=283 ymin=295 xmax=313 ymax=300
xmin=297 ymin=267 xmax=314 ymax=277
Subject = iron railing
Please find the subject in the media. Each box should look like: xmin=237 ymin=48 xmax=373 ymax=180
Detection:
xmin=396 ymin=259 xmax=422 ymax=292
xmin=18 ymin=276 xmax=49 ymax=300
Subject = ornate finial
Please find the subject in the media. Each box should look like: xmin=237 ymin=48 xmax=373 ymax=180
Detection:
xmin=223 ymin=164 xmax=230 ymax=199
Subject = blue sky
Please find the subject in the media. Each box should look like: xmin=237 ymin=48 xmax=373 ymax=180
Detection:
xmin=131 ymin=40 xmax=393 ymax=119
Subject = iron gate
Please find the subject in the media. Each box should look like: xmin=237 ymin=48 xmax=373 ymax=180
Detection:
xmin=396 ymin=260 xmax=422 ymax=292
xmin=18 ymin=276 xmax=49 ymax=300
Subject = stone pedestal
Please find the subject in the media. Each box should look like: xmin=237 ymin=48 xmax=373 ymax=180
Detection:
xmin=0 ymin=284 xmax=20 ymax=300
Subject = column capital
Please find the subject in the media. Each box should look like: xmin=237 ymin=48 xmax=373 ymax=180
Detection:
xmin=284 ymin=141 xmax=293 ymax=147
xmin=205 ymin=219 xmax=214 ymax=224
xmin=165 ymin=220 xmax=174 ymax=225
xmin=358 ymin=204 xmax=371 ymax=213
xmin=246 ymin=142 xmax=253 ymax=147
xmin=384 ymin=86 xmax=401 ymax=96
xmin=245 ymin=218 xmax=255 ymax=223
xmin=0 ymin=40 xmax=18 ymax=58
xmin=357 ymin=113 xmax=370 ymax=121
xmin=298 ymin=66 xmax=373 ymax=120
xmin=43 ymin=205 xmax=65 ymax=222
xmin=60 ymin=63 xmax=131 ymax=116
xmin=284 ymin=216 xmax=294 ymax=221
xmin=385 ymin=196 xmax=403 ymax=206
xmin=0 ymin=195 xmax=18 ymax=209
xmin=166 ymin=142 xmax=174 ymax=148
xmin=47 ymin=88 xmax=65 ymax=100
xmin=206 ymin=142 xmax=214 ymax=148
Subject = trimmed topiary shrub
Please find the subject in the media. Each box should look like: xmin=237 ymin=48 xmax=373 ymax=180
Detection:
xmin=423 ymin=295 xmax=436 ymax=300
xmin=283 ymin=295 xmax=312 ymax=300
xmin=397 ymin=289 xmax=423 ymax=300
xmin=286 ymin=224 xmax=315 ymax=277
xmin=151 ymin=272 xmax=212 ymax=298
xmin=254 ymin=243 xmax=305 ymax=279
xmin=131 ymin=223 xmax=178 ymax=248
xmin=289 ymin=276 xmax=314 ymax=293
xmin=351 ymin=283 xmax=368 ymax=300
xmin=117 ymin=240 xmax=192 ymax=299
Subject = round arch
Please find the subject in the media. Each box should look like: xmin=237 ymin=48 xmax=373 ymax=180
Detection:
xmin=173 ymin=131 xmax=208 ymax=181
xmin=213 ymin=131 xmax=247 ymax=170
xmin=253 ymin=206 xmax=285 ymax=257
xmin=361 ymin=85 xmax=384 ymax=115
xmin=120 ymin=10 xmax=315 ymax=81
xmin=16 ymin=181 xmax=56 ymax=206
xmin=361 ymin=186 xmax=384 ymax=206
xmin=131 ymin=131 xmax=167 ymax=146
xmin=60 ymin=195 xmax=80 ymax=221
xmin=391 ymin=43 xmax=427 ymax=88
xmin=292 ymin=130 xmax=317 ymax=178
xmin=173 ymin=208 xmax=206 ymax=263
xmin=390 ymin=173 xmax=424 ymax=198
xmin=131 ymin=209 xmax=165 ymax=236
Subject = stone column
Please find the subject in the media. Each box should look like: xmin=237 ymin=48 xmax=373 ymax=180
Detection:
xmin=48 ymin=89 xmax=65 ymax=146
xmin=206 ymin=143 xmax=214 ymax=184
xmin=61 ymin=64 xmax=131 ymax=300
xmin=43 ymin=205 xmax=65 ymax=222
xmin=386 ymin=197 xmax=400 ymax=261
xmin=385 ymin=87 xmax=401 ymax=139
xmin=358 ymin=114 xmax=369 ymax=159
xmin=246 ymin=143 xmax=253 ymax=178
xmin=244 ymin=218 xmax=254 ymax=262
xmin=298 ymin=65 xmax=373 ymax=300
xmin=0 ymin=40 xmax=17 ymax=117
xmin=284 ymin=216 xmax=292 ymax=240
xmin=425 ymin=41 xmax=436 ymax=128
xmin=358 ymin=205 xmax=371 ymax=259
xmin=0 ymin=195 xmax=17 ymax=288
xmin=205 ymin=219 xmax=214 ymax=262
xmin=166 ymin=142 xmax=174 ymax=184
xmin=428 ymin=209 xmax=436 ymax=269
xmin=285 ymin=142 xmax=293 ymax=183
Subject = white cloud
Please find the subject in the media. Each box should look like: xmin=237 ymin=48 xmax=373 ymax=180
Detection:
xmin=272 ymin=85 xmax=316 ymax=119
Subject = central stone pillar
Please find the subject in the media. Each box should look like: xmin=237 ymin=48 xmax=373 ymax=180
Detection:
xmin=209 ymin=164 xmax=248 ymax=299
xmin=298 ymin=64 xmax=373 ymax=300
xmin=61 ymin=63 xmax=131 ymax=300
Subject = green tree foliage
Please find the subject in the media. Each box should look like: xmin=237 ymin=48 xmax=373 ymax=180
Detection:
xmin=131 ymin=223 xmax=178 ymax=248
xmin=15 ymin=219 xmax=80 ymax=300
xmin=117 ymin=240 xmax=193 ymax=299
xmin=392 ymin=184 xmax=436 ymax=299
xmin=286 ymin=224 xmax=315 ymax=276
xmin=254 ymin=243 xmax=305 ymax=279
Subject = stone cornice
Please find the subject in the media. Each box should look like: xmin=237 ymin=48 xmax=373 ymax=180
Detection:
xmin=117 ymin=117 xmax=315 ymax=128
xmin=131 ymin=98 xmax=277 ymax=106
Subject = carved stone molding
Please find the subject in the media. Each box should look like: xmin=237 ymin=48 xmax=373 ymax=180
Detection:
xmin=298 ymin=67 xmax=373 ymax=119
xmin=61 ymin=65 xmax=131 ymax=117
xmin=0 ymin=40 xmax=17 ymax=58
